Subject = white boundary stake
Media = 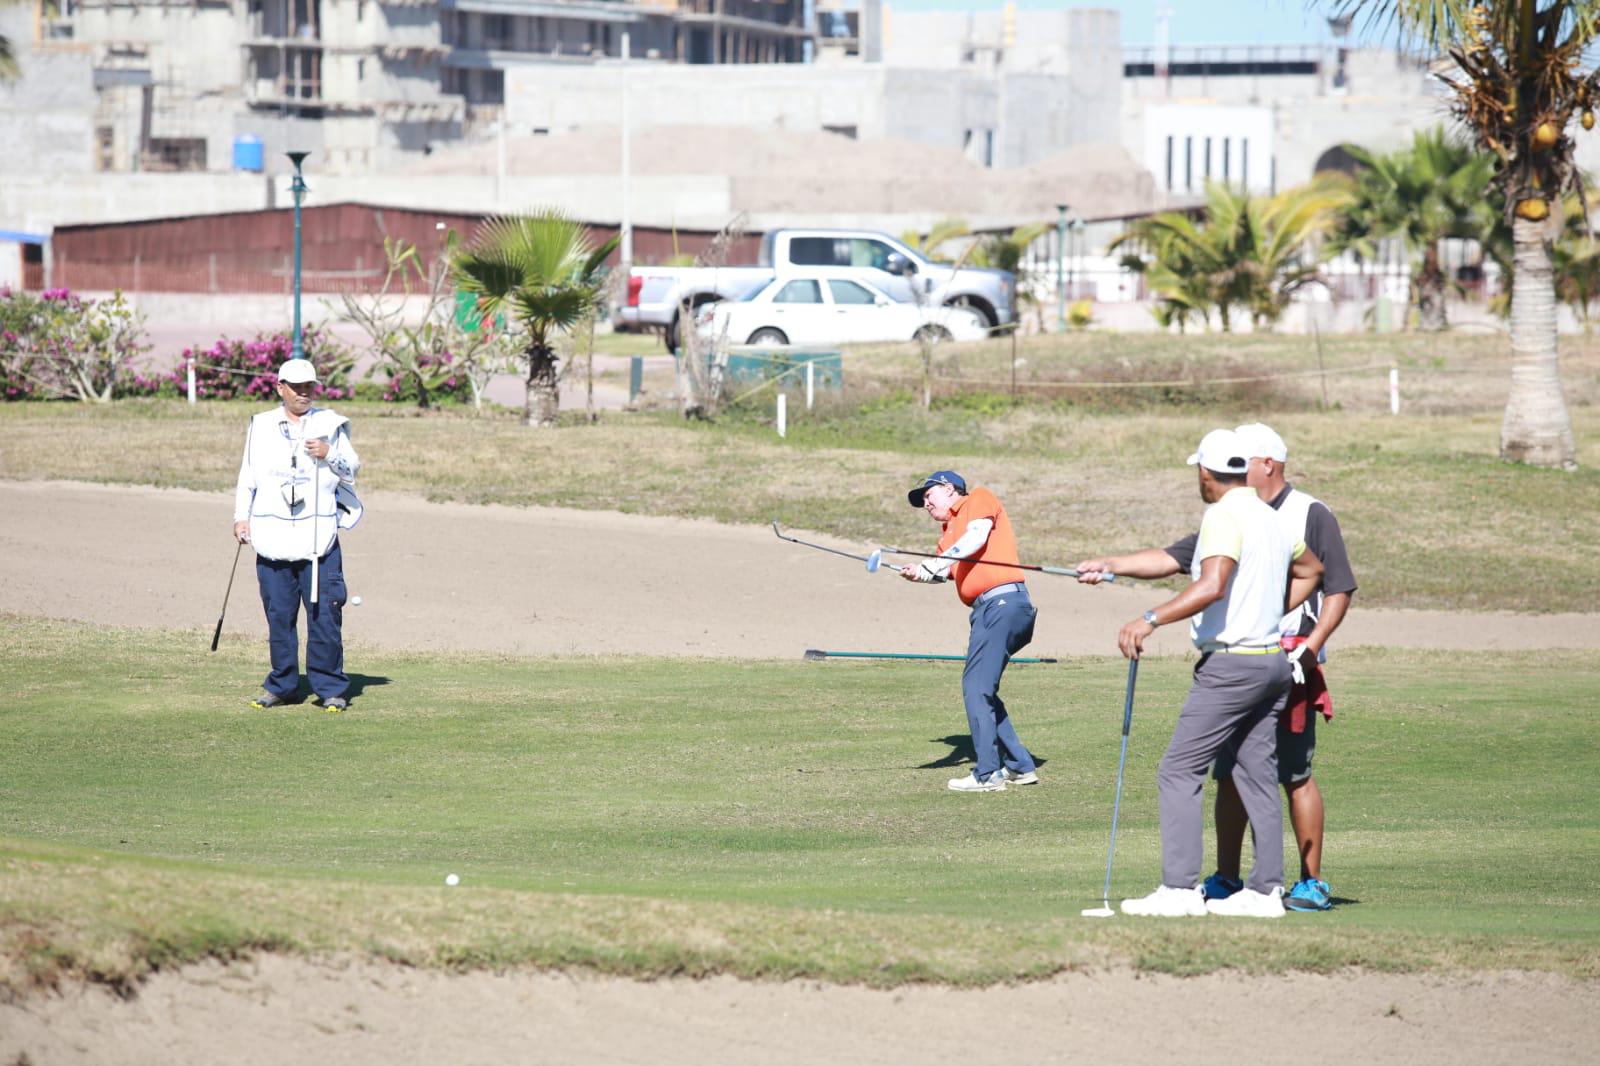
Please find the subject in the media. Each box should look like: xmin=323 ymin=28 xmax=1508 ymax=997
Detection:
xmin=186 ymin=356 xmax=197 ymax=405
xmin=1389 ymin=367 xmax=1400 ymax=415
xmin=805 ymin=360 xmax=815 ymax=410
xmin=776 ymin=392 xmax=787 ymax=438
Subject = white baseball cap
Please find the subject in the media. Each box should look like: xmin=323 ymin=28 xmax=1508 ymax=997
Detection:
xmin=1186 ymin=428 xmax=1250 ymax=475
xmin=1235 ymin=422 xmax=1287 ymax=462
xmin=277 ymin=358 xmax=318 ymax=384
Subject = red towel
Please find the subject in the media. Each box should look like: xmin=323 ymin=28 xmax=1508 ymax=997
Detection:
xmin=1280 ymin=635 xmax=1334 ymax=734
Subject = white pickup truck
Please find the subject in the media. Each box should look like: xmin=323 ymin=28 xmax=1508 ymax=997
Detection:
xmin=615 ymin=228 xmax=1016 ymax=351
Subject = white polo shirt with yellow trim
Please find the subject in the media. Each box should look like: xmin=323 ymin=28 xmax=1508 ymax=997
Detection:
xmin=1189 ymin=486 xmax=1306 ymax=652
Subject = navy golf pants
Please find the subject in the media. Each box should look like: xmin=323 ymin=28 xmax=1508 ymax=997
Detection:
xmin=961 ymin=585 xmax=1038 ymax=782
xmin=256 ymin=539 xmax=347 ymax=701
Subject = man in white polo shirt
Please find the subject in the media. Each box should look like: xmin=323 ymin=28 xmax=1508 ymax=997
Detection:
xmin=1074 ymin=428 xmax=1324 ymax=918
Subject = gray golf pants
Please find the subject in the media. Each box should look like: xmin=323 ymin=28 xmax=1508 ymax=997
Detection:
xmin=961 ymin=584 xmax=1038 ymax=782
xmin=1157 ymin=652 xmax=1290 ymax=894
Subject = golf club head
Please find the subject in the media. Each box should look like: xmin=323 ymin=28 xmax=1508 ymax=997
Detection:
xmin=772 ymin=520 xmax=783 ymax=539
xmin=1080 ymin=905 xmax=1115 ymax=918
xmin=866 ymin=549 xmax=882 ymax=573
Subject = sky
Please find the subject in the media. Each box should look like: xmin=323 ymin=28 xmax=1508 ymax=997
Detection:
xmin=884 ymin=2 xmax=1389 ymax=48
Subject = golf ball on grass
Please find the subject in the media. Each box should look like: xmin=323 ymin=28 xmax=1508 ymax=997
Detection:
xmin=445 ymin=873 xmax=459 ymax=886
xmin=350 ymin=595 xmax=362 ymax=606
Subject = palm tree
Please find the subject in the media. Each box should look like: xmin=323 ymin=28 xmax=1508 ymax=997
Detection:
xmin=899 ymin=218 xmax=971 ymax=263
xmin=451 ymin=210 xmax=618 ymax=427
xmin=1111 ymin=179 xmax=1351 ymax=332
xmin=969 ymin=222 xmax=1053 ymax=331
xmin=1553 ymin=185 xmax=1600 ymax=326
xmin=1333 ymin=128 xmax=1498 ymax=328
xmin=1334 ymin=1 xmax=1584 ymax=468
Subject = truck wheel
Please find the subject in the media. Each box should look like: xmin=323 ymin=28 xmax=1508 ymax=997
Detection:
xmin=748 ymin=328 xmax=789 ymax=346
xmin=946 ymin=295 xmax=998 ymax=331
xmin=665 ymin=314 xmax=682 ymax=353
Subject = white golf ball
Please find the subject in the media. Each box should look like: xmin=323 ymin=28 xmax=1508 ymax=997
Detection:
xmin=445 ymin=873 xmax=459 ymax=886
xmin=350 ymin=595 xmax=362 ymax=606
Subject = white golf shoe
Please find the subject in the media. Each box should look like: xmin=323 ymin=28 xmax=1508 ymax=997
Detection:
xmin=1000 ymin=768 xmax=1039 ymax=785
xmin=1205 ymin=885 xmax=1286 ymax=918
xmin=1120 ymin=884 xmax=1208 ymax=917
xmin=947 ymin=772 xmax=1007 ymax=793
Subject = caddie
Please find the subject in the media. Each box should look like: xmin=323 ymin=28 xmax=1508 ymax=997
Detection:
xmin=232 ymin=357 xmax=362 ymax=711
xmin=901 ymin=471 xmax=1040 ymax=793
xmin=1190 ymin=423 xmax=1357 ymax=913
xmin=1075 ymin=429 xmax=1323 ymax=917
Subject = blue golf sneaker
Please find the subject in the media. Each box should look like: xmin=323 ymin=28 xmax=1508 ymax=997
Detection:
xmin=1201 ymin=872 xmax=1244 ymax=901
xmin=1285 ymin=878 xmax=1332 ymax=912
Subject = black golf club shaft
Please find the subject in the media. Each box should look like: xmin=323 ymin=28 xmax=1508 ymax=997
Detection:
xmin=211 ymin=540 xmax=244 ymax=653
xmin=771 ymin=520 xmax=875 ymax=564
xmin=882 ymin=545 xmax=1115 ymax=582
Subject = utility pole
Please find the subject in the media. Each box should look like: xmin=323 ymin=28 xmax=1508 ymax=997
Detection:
xmin=620 ymin=29 xmax=633 ymax=268
xmin=287 ymin=151 xmax=310 ymax=359
xmin=1055 ymin=203 xmax=1068 ymax=333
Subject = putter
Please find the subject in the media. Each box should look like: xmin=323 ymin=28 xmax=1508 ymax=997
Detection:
xmin=211 ymin=540 xmax=244 ymax=653
xmin=1082 ymin=656 xmax=1139 ymax=918
xmin=309 ymin=438 xmax=322 ymax=605
xmin=881 ymin=545 xmax=1115 ymax=582
xmin=773 ymin=521 xmax=898 ymax=577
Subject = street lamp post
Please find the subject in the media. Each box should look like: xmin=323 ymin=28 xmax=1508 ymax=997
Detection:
xmin=287 ymin=151 xmax=310 ymax=360
xmin=1055 ymin=203 xmax=1068 ymax=333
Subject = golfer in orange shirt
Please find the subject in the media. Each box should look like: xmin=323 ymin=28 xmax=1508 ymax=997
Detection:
xmin=902 ymin=471 xmax=1039 ymax=793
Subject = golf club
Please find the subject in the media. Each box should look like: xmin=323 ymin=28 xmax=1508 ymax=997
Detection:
xmin=1082 ymin=656 xmax=1139 ymax=918
xmin=882 ymin=545 xmax=1116 ymax=582
xmin=772 ymin=521 xmax=898 ymax=577
xmin=309 ymin=440 xmax=321 ymax=605
xmin=211 ymin=540 xmax=244 ymax=653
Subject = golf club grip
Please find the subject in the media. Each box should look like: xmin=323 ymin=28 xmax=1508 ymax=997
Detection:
xmin=210 ymin=618 xmax=223 ymax=652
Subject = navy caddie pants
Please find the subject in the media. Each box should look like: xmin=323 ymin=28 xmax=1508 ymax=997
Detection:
xmin=256 ymin=539 xmax=348 ymax=701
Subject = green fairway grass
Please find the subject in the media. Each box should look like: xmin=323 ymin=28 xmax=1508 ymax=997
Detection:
xmin=2 ymin=616 xmax=1596 ymax=990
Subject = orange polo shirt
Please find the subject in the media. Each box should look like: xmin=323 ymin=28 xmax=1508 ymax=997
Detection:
xmin=937 ymin=487 xmax=1023 ymax=606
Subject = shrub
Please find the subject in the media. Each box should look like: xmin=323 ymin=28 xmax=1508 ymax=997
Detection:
xmin=0 ymin=287 xmax=150 ymax=402
xmin=375 ymin=350 xmax=475 ymax=404
xmin=147 ymin=327 xmax=356 ymax=402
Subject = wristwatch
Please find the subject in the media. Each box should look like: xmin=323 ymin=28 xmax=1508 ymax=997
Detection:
xmin=1143 ymin=609 xmax=1160 ymax=627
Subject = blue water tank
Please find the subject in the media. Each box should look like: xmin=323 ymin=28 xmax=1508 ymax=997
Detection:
xmin=233 ymin=134 xmax=264 ymax=173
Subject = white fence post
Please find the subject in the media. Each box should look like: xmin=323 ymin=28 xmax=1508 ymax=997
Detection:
xmin=776 ymin=392 xmax=787 ymax=438
xmin=805 ymin=360 xmax=815 ymax=410
xmin=186 ymin=355 xmax=197 ymax=406
xmin=1389 ymin=367 xmax=1400 ymax=415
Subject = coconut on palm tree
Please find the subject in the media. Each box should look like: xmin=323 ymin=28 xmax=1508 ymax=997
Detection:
xmin=1335 ymin=0 xmax=1584 ymax=468
xmin=451 ymin=210 xmax=617 ymax=427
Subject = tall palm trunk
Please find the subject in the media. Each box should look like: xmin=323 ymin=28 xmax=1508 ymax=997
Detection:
xmin=1501 ymin=216 xmax=1577 ymax=470
xmin=524 ymin=344 xmax=560 ymax=427
xmin=1416 ymin=243 xmax=1448 ymax=330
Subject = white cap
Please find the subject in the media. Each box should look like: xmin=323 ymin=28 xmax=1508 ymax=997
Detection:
xmin=277 ymin=358 xmax=317 ymax=384
xmin=1235 ymin=422 xmax=1287 ymax=462
xmin=1186 ymin=428 xmax=1250 ymax=475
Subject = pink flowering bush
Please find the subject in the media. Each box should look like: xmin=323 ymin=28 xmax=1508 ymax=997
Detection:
xmin=0 ymin=287 xmax=150 ymax=402
xmin=124 ymin=326 xmax=356 ymax=401
xmin=376 ymin=349 xmax=475 ymax=404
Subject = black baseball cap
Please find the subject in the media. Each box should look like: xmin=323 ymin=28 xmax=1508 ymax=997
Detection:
xmin=908 ymin=470 xmax=967 ymax=507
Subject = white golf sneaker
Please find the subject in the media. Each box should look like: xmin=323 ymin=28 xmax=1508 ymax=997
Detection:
xmin=1000 ymin=768 xmax=1039 ymax=785
xmin=947 ymin=772 xmax=1007 ymax=793
xmin=1205 ymin=885 xmax=1286 ymax=918
xmin=1120 ymin=884 xmax=1208 ymax=917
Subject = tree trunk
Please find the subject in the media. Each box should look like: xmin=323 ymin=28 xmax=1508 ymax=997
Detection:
xmin=1501 ymin=215 xmax=1578 ymax=470
xmin=524 ymin=345 xmax=560 ymax=427
xmin=1416 ymin=243 xmax=1448 ymax=331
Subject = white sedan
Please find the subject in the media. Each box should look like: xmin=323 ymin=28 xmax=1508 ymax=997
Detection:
xmin=697 ymin=273 xmax=990 ymax=348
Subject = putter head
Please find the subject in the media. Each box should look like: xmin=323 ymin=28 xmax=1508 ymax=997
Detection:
xmin=803 ymin=649 xmax=827 ymax=661
xmin=1080 ymin=905 xmax=1115 ymax=918
xmin=865 ymin=549 xmax=882 ymax=573
xmin=772 ymin=520 xmax=783 ymax=538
